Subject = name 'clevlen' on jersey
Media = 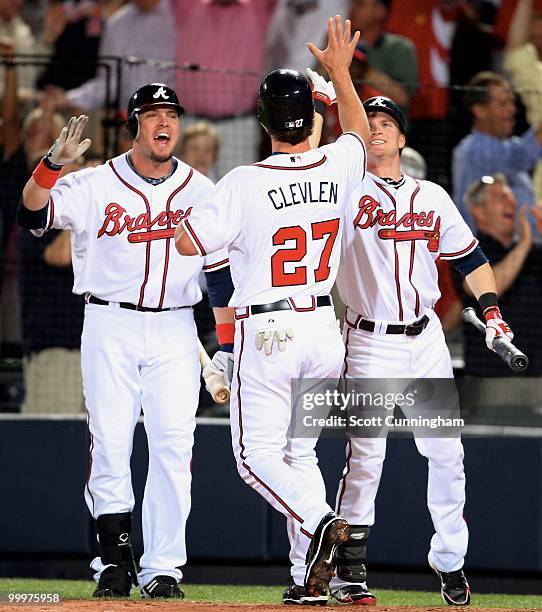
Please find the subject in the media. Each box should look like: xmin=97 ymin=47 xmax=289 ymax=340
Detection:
xmin=181 ymin=132 xmax=367 ymax=307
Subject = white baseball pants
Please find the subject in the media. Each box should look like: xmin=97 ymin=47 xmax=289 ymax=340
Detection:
xmin=230 ymin=304 xmax=344 ymax=577
xmin=81 ymin=302 xmax=200 ymax=585
xmin=333 ymin=310 xmax=468 ymax=582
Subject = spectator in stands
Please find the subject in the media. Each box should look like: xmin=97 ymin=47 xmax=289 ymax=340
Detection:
xmin=179 ymin=121 xmax=220 ymax=181
xmin=386 ymin=0 xmax=461 ymax=184
xmin=459 ymin=174 xmax=542 ymax=376
xmin=348 ymin=0 xmax=418 ymax=110
xmin=453 ymin=71 xmax=542 ymax=232
xmin=400 ymin=146 xmax=427 ymax=180
xmin=0 ymin=0 xmax=50 ymax=99
xmin=265 ymin=0 xmax=348 ymax=74
xmin=43 ymin=0 xmax=175 ymax=113
xmin=38 ymin=0 xmax=123 ymax=92
xmin=18 ymin=160 xmax=85 ymax=414
xmin=173 ymin=0 xmax=275 ymax=177
xmin=504 ymin=0 xmax=542 ymax=200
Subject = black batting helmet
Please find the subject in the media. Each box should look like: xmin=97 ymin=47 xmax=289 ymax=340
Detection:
xmin=257 ymin=69 xmax=314 ymax=132
xmin=363 ymin=96 xmax=406 ymax=134
xmin=126 ymin=83 xmax=185 ymax=138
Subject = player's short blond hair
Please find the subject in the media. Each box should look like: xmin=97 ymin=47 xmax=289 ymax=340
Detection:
xmin=180 ymin=122 xmax=220 ymax=156
xmin=465 ymin=173 xmax=508 ymax=210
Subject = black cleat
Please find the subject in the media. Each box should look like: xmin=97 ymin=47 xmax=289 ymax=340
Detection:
xmin=304 ymin=512 xmax=349 ymax=598
xmin=141 ymin=575 xmax=184 ymax=599
xmin=331 ymin=584 xmax=377 ymax=605
xmin=283 ymin=581 xmax=328 ymax=606
xmin=430 ymin=561 xmax=471 ymax=606
xmin=93 ymin=566 xmax=132 ymax=598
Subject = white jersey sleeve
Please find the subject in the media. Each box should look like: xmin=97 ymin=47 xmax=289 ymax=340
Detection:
xmin=320 ymin=132 xmax=367 ymax=191
xmin=181 ymin=177 xmax=242 ymax=256
xmin=46 ymin=168 xmax=93 ymax=233
xmin=436 ymin=185 xmax=478 ymax=260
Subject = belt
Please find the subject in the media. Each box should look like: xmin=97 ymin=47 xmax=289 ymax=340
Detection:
xmin=235 ymin=295 xmax=332 ymax=319
xmin=355 ymin=314 xmax=430 ymax=336
xmin=86 ymin=294 xmax=187 ymax=313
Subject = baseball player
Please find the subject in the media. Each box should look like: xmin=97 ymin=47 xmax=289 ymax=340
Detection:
xmin=17 ymin=83 xmax=234 ymax=599
xmin=295 ymin=95 xmax=513 ymax=606
xmin=176 ymin=16 xmax=370 ymax=604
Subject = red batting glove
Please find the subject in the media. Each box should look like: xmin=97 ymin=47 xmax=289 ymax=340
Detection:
xmin=483 ymin=306 xmax=513 ymax=350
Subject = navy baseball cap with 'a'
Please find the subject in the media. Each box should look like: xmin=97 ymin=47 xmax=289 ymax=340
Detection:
xmin=363 ymin=96 xmax=406 ymax=134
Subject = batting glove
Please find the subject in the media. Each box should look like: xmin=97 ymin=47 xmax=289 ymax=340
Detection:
xmin=306 ymin=68 xmax=336 ymax=107
xmin=203 ymin=350 xmax=234 ymax=387
xmin=483 ymin=306 xmax=514 ymax=350
xmin=255 ymin=327 xmax=295 ymax=356
xmin=47 ymin=115 xmax=91 ymax=166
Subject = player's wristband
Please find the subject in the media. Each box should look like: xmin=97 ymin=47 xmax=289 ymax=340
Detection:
xmin=32 ymin=157 xmax=62 ymax=189
xmin=478 ymin=292 xmax=498 ymax=319
xmin=216 ymin=322 xmax=235 ymax=345
xmin=314 ymin=99 xmax=327 ymax=118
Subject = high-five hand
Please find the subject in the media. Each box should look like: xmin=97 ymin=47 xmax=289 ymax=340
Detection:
xmin=307 ymin=15 xmax=360 ymax=75
xmin=48 ymin=115 xmax=92 ymax=166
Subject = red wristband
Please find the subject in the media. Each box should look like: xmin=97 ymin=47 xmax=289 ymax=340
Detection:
xmin=32 ymin=158 xmax=62 ymax=189
xmin=216 ymin=323 xmax=235 ymax=345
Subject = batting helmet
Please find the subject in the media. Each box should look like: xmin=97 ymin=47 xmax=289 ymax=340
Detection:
xmin=363 ymin=96 xmax=406 ymax=134
xmin=126 ymin=83 xmax=185 ymax=138
xmin=257 ymin=69 xmax=314 ymax=132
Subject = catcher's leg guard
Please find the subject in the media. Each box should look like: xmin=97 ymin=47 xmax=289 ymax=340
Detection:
xmin=335 ymin=525 xmax=370 ymax=583
xmin=97 ymin=512 xmax=139 ymax=586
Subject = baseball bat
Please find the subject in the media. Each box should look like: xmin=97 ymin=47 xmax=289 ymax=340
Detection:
xmin=198 ymin=339 xmax=231 ymax=404
xmin=461 ymin=307 xmax=529 ymax=373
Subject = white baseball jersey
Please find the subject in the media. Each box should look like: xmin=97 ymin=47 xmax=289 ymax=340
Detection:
xmin=42 ymin=153 xmax=228 ymax=308
xmin=337 ymin=172 xmax=478 ymax=322
xmin=182 ymin=132 xmax=366 ymax=307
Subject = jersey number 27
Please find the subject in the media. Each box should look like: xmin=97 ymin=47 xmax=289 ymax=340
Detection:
xmin=271 ymin=218 xmax=340 ymax=287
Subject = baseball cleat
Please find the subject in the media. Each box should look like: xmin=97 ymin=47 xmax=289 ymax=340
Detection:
xmin=304 ymin=512 xmax=349 ymax=598
xmin=283 ymin=582 xmax=328 ymax=606
xmin=93 ymin=565 xmax=132 ymax=598
xmin=141 ymin=575 xmax=184 ymax=599
xmin=331 ymin=583 xmax=377 ymax=605
xmin=429 ymin=560 xmax=471 ymax=606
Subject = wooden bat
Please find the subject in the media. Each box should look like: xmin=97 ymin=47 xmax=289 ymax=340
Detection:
xmin=198 ymin=339 xmax=231 ymax=404
xmin=461 ymin=307 xmax=529 ymax=373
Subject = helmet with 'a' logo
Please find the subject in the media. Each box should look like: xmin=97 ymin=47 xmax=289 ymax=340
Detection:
xmin=363 ymin=96 xmax=406 ymax=134
xmin=257 ymin=69 xmax=314 ymax=132
xmin=126 ymin=83 xmax=185 ymax=138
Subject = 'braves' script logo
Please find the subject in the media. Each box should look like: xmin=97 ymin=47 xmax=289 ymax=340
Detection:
xmin=153 ymin=86 xmax=169 ymax=100
xmin=354 ymin=195 xmax=440 ymax=252
xmin=97 ymin=203 xmax=191 ymax=243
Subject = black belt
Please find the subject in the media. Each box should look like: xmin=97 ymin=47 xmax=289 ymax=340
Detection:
xmin=86 ymin=294 xmax=186 ymax=313
xmin=246 ymin=295 xmax=332 ymax=316
xmin=357 ymin=314 xmax=430 ymax=336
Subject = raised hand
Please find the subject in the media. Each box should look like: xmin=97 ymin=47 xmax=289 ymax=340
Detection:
xmin=307 ymin=15 xmax=360 ymax=76
xmin=48 ymin=115 xmax=92 ymax=166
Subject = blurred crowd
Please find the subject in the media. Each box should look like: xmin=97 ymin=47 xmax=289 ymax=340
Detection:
xmin=0 ymin=0 xmax=541 ymax=413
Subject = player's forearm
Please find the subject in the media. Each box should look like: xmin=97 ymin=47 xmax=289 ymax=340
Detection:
xmin=212 ymin=307 xmax=234 ymax=324
xmin=506 ymin=0 xmax=532 ymax=50
xmin=330 ymin=67 xmax=369 ymax=143
xmin=308 ymin=112 xmax=324 ymax=149
xmin=489 ymin=241 xmax=531 ymax=296
xmin=174 ymin=225 xmax=198 ymax=255
xmin=464 ymin=262 xmax=497 ymax=300
xmin=22 ymin=176 xmax=54 ymax=211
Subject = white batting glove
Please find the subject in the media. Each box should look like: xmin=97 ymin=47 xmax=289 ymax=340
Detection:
xmin=202 ymin=350 xmax=234 ymax=387
xmin=255 ymin=327 xmax=295 ymax=356
xmin=306 ymin=67 xmax=336 ymax=107
xmin=483 ymin=307 xmax=514 ymax=350
xmin=47 ymin=115 xmax=91 ymax=166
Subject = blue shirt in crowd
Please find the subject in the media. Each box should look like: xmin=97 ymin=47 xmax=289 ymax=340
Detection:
xmin=452 ymin=128 xmax=542 ymax=230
